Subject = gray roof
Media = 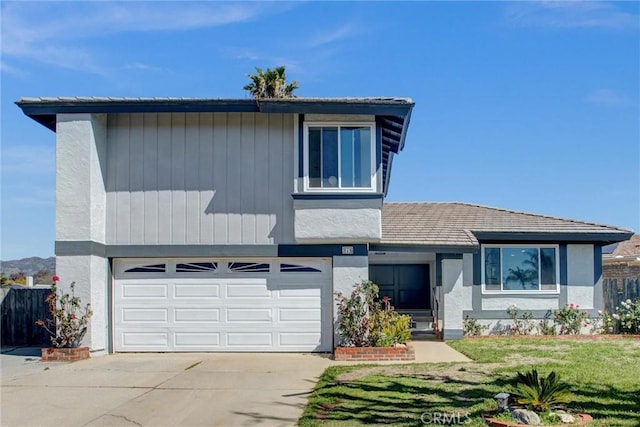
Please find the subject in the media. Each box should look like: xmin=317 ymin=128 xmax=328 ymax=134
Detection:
xmin=17 ymin=96 xmax=413 ymax=103
xmin=380 ymin=202 xmax=633 ymax=248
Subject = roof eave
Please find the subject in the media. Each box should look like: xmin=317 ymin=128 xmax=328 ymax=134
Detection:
xmin=371 ymin=243 xmax=478 ymax=253
xmin=472 ymin=231 xmax=634 ymax=244
xmin=15 ymin=98 xmax=415 ymax=133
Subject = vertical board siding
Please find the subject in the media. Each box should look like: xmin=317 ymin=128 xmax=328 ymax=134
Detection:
xmin=212 ymin=113 xmax=228 ymax=243
xmin=115 ymin=114 xmax=131 ymax=243
xmin=241 ymin=112 xmax=256 ymax=243
xmin=226 ymin=113 xmax=242 ymax=244
xmin=157 ymin=113 xmax=173 ymax=243
xmin=106 ymin=112 xmax=294 ymax=245
xmin=143 ymin=113 xmax=159 ymax=244
xmin=129 ymin=114 xmax=145 ymax=243
xmin=199 ymin=113 xmax=214 ymax=243
xmin=254 ymin=113 xmax=270 ymax=241
xmin=171 ymin=113 xmax=186 ymax=244
xmin=184 ymin=113 xmax=200 ymax=244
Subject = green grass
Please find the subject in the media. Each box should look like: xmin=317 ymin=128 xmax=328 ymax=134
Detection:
xmin=299 ymin=338 xmax=640 ymax=426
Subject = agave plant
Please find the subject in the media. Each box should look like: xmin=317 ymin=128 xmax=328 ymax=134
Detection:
xmin=510 ymin=369 xmax=572 ymax=412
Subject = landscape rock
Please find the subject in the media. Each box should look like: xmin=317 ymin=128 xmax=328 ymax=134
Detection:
xmin=512 ymin=409 xmax=541 ymax=425
xmin=550 ymin=411 xmax=576 ymax=423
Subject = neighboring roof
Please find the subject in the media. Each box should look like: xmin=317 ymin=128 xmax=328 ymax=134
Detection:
xmin=16 ymin=96 xmax=414 ymax=195
xmin=603 ymin=234 xmax=640 ymax=260
xmin=379 ymin=202 xmax=634 ymax=250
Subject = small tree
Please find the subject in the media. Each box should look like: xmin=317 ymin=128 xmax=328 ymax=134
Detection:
xmin=9 ymin=272 xmax=27 ymax=285
xmin=36 ymin=276 xmax=93 ymax=348
xmin=33 ymin=269 xmax=53 ymax=285
xmin=243 ymin=66 xmax=298 ymax=99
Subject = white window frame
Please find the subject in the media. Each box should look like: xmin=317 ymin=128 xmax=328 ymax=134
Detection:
xmin=302 ymin=122 xmax=377 ymax=192
xmin=481 ymin=244 xmax=560 ymax=294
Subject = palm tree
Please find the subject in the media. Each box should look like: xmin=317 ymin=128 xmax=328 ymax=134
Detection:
xmin=505 ymin=266 xmax=537 ymax=290
xmin=243 ymin=66 xmax=298 ymax=99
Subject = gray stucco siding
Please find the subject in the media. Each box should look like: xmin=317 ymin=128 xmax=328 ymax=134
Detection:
xmin=105 ymin=112 xmax=295 ymax=246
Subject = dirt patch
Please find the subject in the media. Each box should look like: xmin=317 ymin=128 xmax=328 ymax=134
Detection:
xmin=621 ymin=340 xmax=640 ymax=349
xmin=336 ymin=363 xmax=500 ymax=385
xmin=317 ymin=401 xmax=343 ymax=420
xmin=336 ymin=366 xmax=388 ymax=382
xmin=505 ymin=344 xmax=573 ymax=352
xmin=504 ymin=355 xmax=568 ymax=366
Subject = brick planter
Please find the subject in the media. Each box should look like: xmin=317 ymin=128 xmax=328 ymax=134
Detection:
xmin=41 ymin=347 xmax=90 ymax=362
xmin=334 ymin=343 xmax=415 ymax=361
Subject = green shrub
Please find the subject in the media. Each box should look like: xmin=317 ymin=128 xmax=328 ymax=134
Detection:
xmin=538 ymin=314 xmax=557 ymax=335
xmin=506 ymin=305 xmax=536 ymax=335
xmin=36 ymin=278 xmax=93 ymax=348
xmin=613 ymin=298 xmax=640 ymax=334
xmin=380 ymin=312 xmax=411 ymax=345
xmin=335 ymin=280 xmax=377 ymax=347
xmin=335 ymin=280 xmax=411 ymax=347
xmin=463 ymin=315 xmax=488 ymax=336
xmin=552 ymin=303 xmax=590 ymax=335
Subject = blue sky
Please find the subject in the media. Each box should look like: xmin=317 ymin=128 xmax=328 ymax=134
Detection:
xmin=1 ymin=1 xmax=638 ymax=260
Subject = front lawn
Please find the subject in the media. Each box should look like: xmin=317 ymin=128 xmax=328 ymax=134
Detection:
xmin=299 ymin=338 xmax=640 ymax=426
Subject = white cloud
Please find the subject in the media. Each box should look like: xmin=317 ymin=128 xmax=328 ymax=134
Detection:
xmin=0 ymin=60 xmax=25 ymax=77
xmin=504 ymin=1 xmax=639 ymax=29
xmin=0 ymin=145 xmax=55 ymax=175
xmin=122 ymin=62 xmax=172 ymax=73
xmin=586 ymin=89 xmax=630 ymax=107
xmin=227 ymin=19 xmax=362 ymax=81
xmin=230 ymin=49 xmax=303 ymax=74
xmin=3 ymin=195 xmax=54 ymax=208
xmin=0 ymin=2 xmax=295 ymax=74
xmin=307 ymin=23 xmax=360 ymax=48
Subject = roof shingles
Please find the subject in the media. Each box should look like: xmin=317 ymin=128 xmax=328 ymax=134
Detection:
xmin=381 ymin=202 xmax=633 ymax=247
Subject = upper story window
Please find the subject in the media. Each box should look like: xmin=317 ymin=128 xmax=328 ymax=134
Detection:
xmin=482 ymin=245 xmax=559 ymax=293
xmin=303 ymin=123 xmax=376 ymax=191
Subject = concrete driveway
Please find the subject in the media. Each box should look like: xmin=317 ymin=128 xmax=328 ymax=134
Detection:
xmin=1 ymin=349 xmax=332 ymax=426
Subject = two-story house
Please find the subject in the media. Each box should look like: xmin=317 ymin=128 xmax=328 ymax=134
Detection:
xmin=17 ymin=97 xmax=632 ymax=353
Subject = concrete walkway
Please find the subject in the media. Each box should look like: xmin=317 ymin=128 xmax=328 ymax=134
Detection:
xmin=1 ymin=340 xmax=469 ymax=426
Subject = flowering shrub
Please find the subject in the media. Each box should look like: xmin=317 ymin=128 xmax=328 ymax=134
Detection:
xmin=463 ymin=316 xmax=488 ymax=336
xmin=612 ymin=299 xmax=640 ymax=334
xmin=594 ymin=310 xmax=617 ymax=334
xmin=506 ymin=305 xmax=536 ymax=335
xmin=335 ymin=280 xmax=411 ymax=347
xmin=36 ymin=276 xmax=93 ymax=348
xmin=552 ymin=303 xmax=589 ymax=335
xmin=538 ymin=311 xmax=557 ymax=335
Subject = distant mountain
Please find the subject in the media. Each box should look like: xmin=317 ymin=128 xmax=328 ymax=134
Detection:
xmin=0 ymin=257 xmax=55 ymax=276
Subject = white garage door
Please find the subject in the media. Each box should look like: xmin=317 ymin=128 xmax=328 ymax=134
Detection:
xmin=113 ymin=258 xmax=332 ymax=352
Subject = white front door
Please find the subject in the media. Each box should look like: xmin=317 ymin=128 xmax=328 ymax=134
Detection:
xmin=113 ymin=258 xmax=332 ymax=352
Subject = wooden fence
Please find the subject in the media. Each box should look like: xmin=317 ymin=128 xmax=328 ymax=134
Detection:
xmin=603 ymin=278 xmax=640 ymax=314
xmin=1 ymin=287 xmax=52 ymax=347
